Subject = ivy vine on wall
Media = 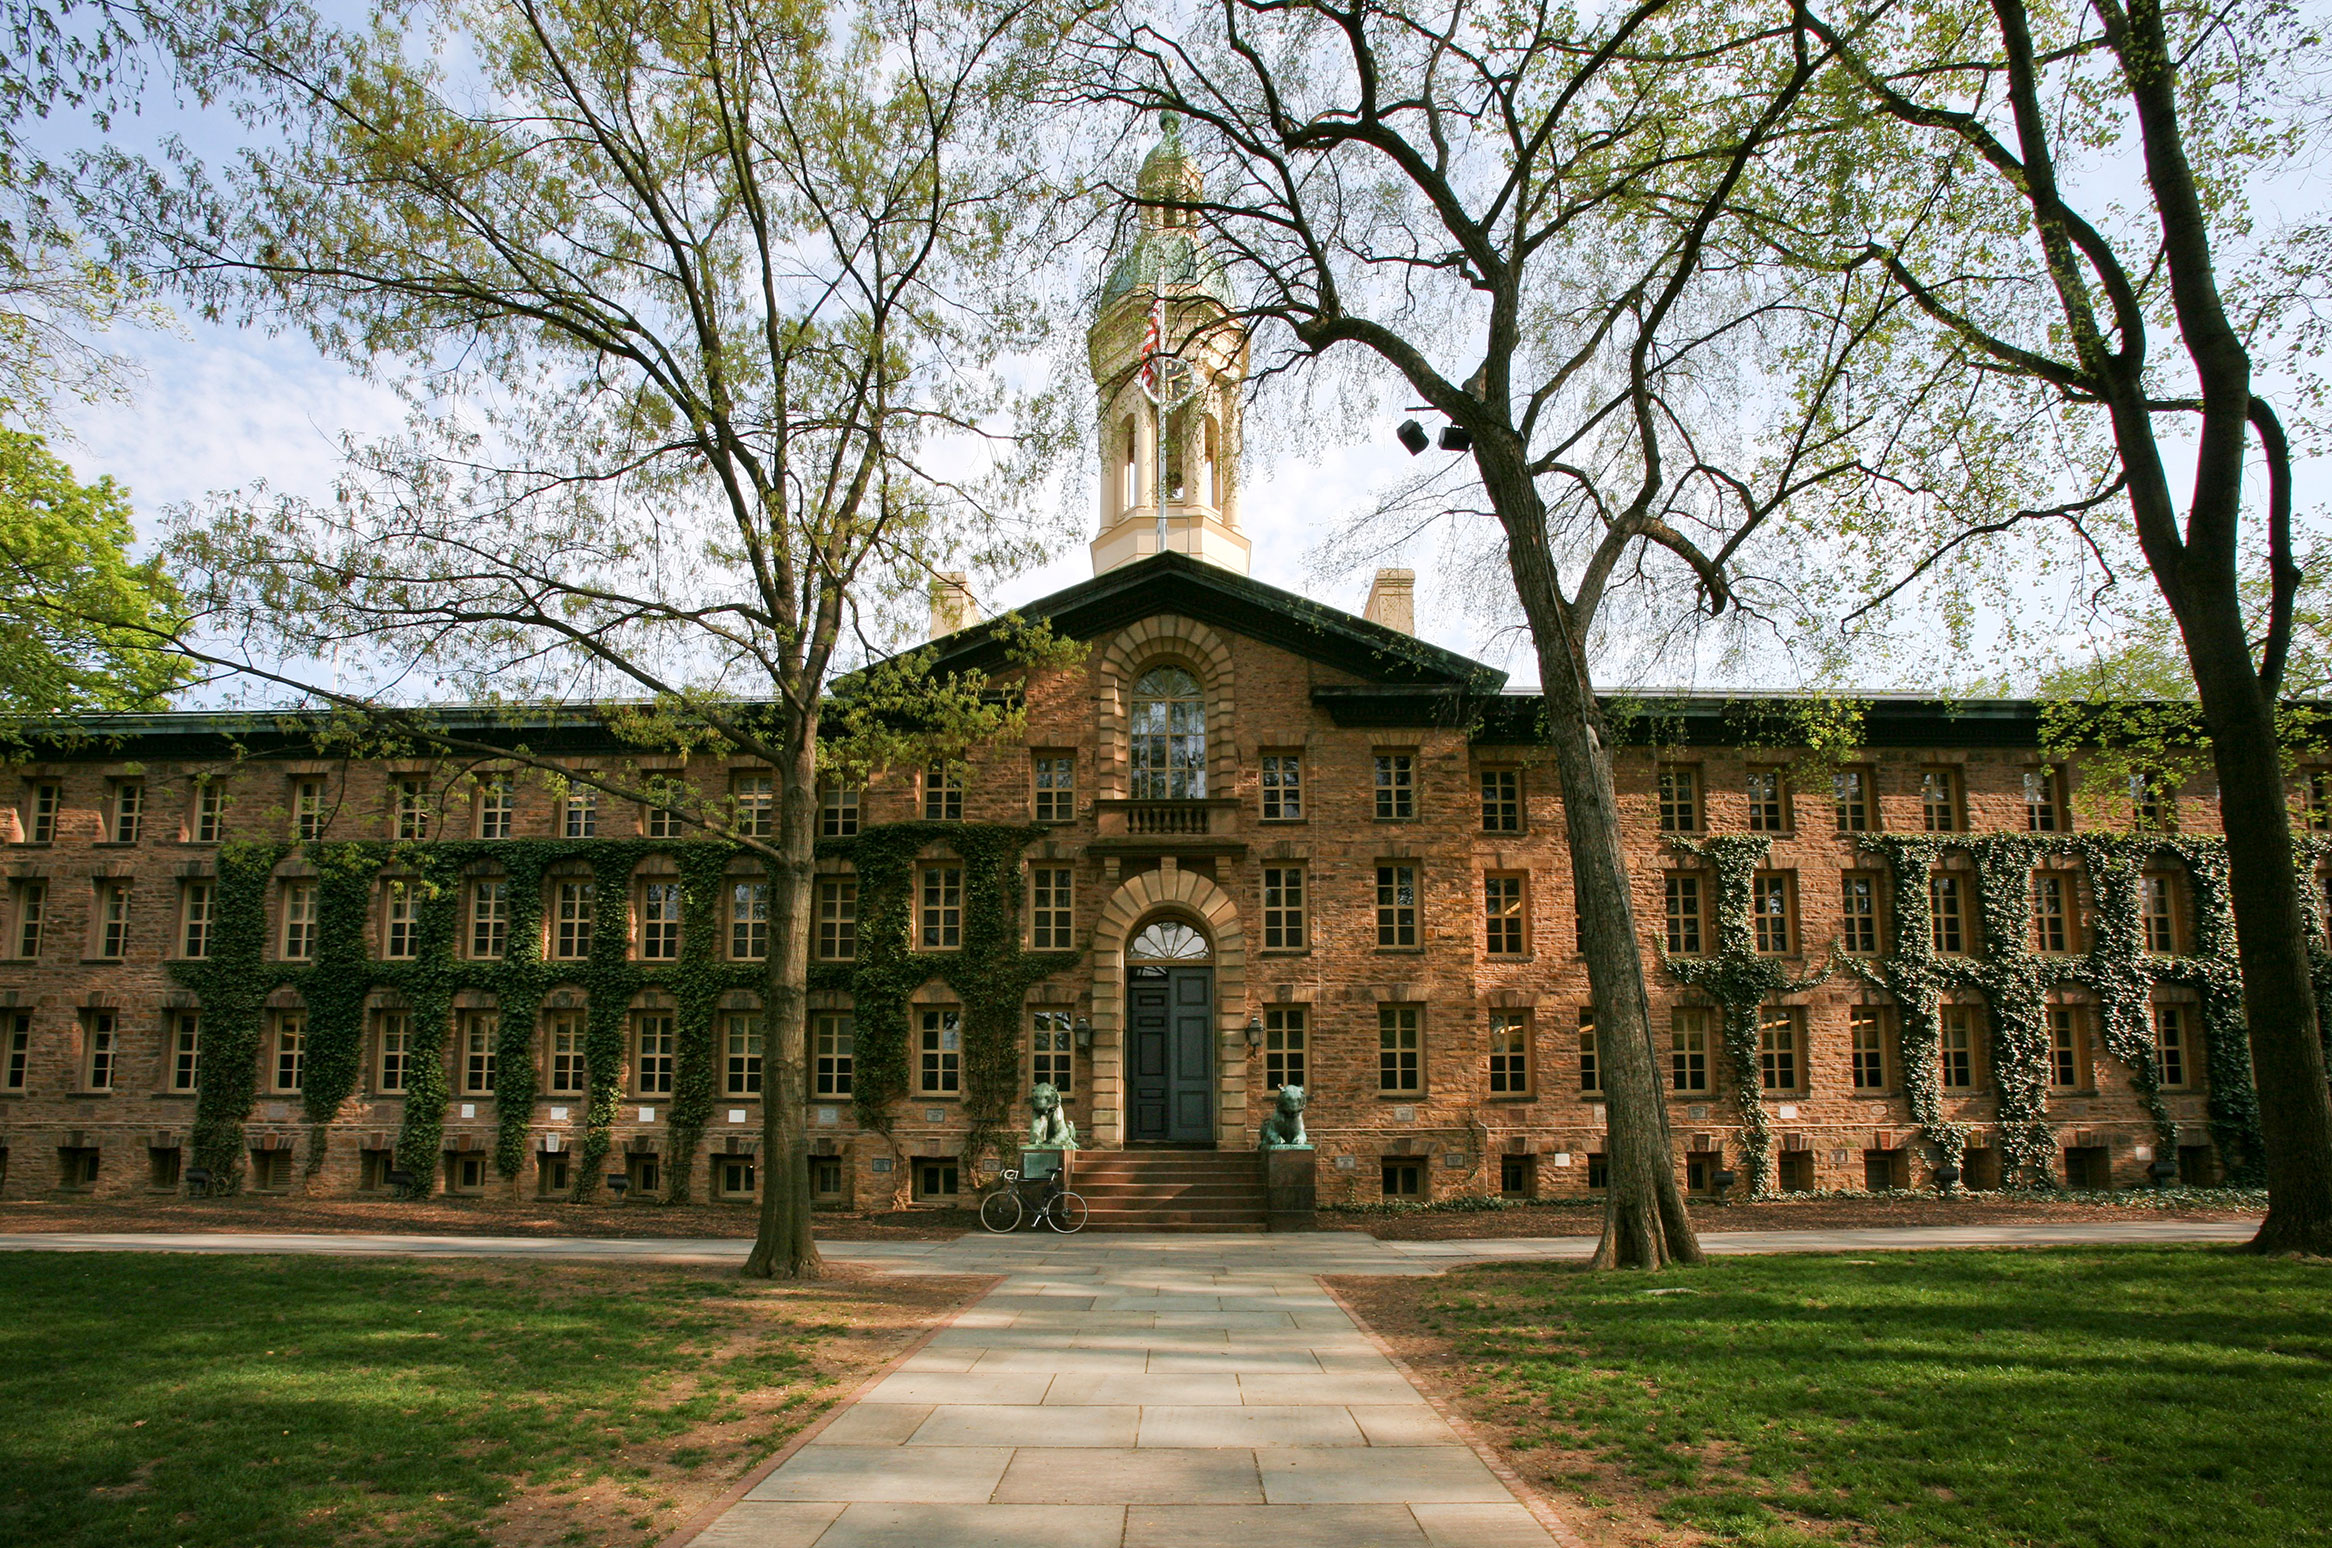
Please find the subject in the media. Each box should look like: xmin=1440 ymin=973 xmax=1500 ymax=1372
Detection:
xmin=167 ymin=821 xmax=1078 ymax=1201
xmin=168 ymin=839 xmax=764 ymax=1198
xmin=1661 ymin=835 xmax=1834 ymax=1196
xmin=1661 ymin=829 xmax=2267 ymax=1195
xmin=812 ymin=821 xmax=1079 ymax=1172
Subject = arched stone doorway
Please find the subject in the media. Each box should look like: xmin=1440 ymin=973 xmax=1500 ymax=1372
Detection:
xmin=1089 ymin=866 xmax=1248 ymax=1148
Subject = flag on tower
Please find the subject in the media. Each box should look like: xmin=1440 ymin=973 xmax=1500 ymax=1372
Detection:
xmin=1140 ymin=295 xmax=1164 ymax=393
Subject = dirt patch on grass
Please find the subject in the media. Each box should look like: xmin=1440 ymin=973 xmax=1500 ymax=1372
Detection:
xmin=0 ymin=1192 xmax=970 ymax=1240
xmin=473 ymin=1261 xmax=987 ymax=1548
xmin=1348 ymin=1193 xmax=2261 ymax=1239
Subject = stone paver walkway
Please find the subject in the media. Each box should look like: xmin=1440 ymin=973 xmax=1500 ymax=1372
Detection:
xmin=693 ymin=1233 xmax=1558 ymax=1548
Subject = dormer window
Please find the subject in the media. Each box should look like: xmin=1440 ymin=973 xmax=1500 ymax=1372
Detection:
xmin=1130 ymin=666 xmax=1205 ymax=799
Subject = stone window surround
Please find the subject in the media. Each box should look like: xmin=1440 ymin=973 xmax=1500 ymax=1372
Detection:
xmin=1091 ymin=615 xmax=1237 ymax=800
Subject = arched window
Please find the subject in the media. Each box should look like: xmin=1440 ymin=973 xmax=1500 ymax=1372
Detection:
xmin=1130 ymin=666 xmax=1206 ymax=799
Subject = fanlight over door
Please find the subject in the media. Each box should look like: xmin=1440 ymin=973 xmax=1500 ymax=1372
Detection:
xmin=1127 ymin=919 xmax=1209 ymax=962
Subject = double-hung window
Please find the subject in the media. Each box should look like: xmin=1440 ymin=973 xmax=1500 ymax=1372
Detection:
xmin=1377 ymin=1005 xmax=1422 ymax=1093
xmin=476 ymin=778 xmax=515 ymax=838
xmin=732 ymin=772 xmax=774 ymax=838
xmin=924 ymin=763 xmax=965 ymax=820
xmin=382 ymin=880 xmax=420 ymax=959
xmin=1487 ymin=1012 xmax=1530 ymax=1095
xmin=1375 ymin=864 xmax=1417 ymax=947
xmin=640 ymin=880 xmax=682 ymax=960
xmin=545 ymin=1012 xmax=588 ymax=1095
xmin=171 ymin=1012 xmax=203 ymax=1092
xmin=1262 ymin=866 xmax=1305 ymax=949
xmin=1928 ymin=872 xmax=1967 ymax=954
xmin=181 ymin=880 xmax=215 ymax=959
xmin=919 ymin=1008 xmax=961 ymax=1094
xmin=1032 ymin=755 xmax=1075 ymax=823
xmin=1373 ymin=753 xmax=1415 ymax=819
xmin=83 ymin=1010 xmax=117 ymax=1090
xmin=1484 ymin=873 xmax=1526 ymax=955
xmin=814 ymin=1013 xmax=855 ymax=1097
xmin=636 ymin=1013 xmax=676 ymax=1096
xmin=1850 ymin=1006 xmax=1888 ymax=1090
xmin=1833 ymin=766 xmax=1876 ymax=832
xmin=1260 ymin=753 xmax=1302 ymax=819
xmin=1029 ymin=867 xmax=1073 ymax=950
xmin=1480 ymin=768 xmax=1521 ymax=832
xmin=1670 ymin=1008 xmax=1710 ymax=1092
xmin=1657 ymin=766 xmax=1699 ymax=831
xmin=817 ymin=878 xmax=858 ymax=960
xmin=725 ymin=1013 xmax=763 ymax=1096
xmin=460 ymin=1011 xmax=498 ymax=1094
xmin=1746 ymin=768 xmax=1787 ymax=832
xmin=730 ymin=880 xmax=770 ymax=961
xmin=470 ymin=879 xmax=509 ymax=959
xmin=1664 ymin=873 xmax=1704 ymax=954
xmin=1031 ymin=1010 xmax=1074 ymax=1093
xmin=394 ymin=778 xmax=431 ymax=840
xmin=552 ymin=880 xmax=595 ymax=959
xmin=376 ymin=1011 xmax=411 ymax=1094
xmin=1263 ymin=1008 xmax=1306 ymax=1089
xmin=920 ymin=865 xmax=962 ymax=949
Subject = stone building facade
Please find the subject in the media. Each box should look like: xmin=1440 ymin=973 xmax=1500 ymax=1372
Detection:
xmin=0 ymin=119 xmax=2280 ymax=1210
xmin=0 ymin=549 xmax=2275 ymax=1209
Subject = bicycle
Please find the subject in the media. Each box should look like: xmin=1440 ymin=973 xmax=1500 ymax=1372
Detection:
xmin=978 ymin=1165 xmax=1089 ymax=1233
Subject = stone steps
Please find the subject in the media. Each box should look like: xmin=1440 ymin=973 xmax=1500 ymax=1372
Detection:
xmin=1065 ymin=1148 xmax=1268 ymax=1232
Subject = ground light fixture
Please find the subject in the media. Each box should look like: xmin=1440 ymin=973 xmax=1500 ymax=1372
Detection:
xmin=2149 ymin=1159 xmax=2180 ymax=1186
xmin=1711 ymin=1168 xmax=1738 ymax=1195
xmin=606 ymin=1174 xmax=630 ymax=1197
xmin=386 ymin=1168 xmax=413 ymax=1191
xmin=1933 ymin=1164 xmax=1962 ymax=1192
xmin=184 ymin=1166 xmax=212 ymax=1196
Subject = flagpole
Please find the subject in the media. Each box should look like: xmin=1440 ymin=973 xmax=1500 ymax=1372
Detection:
xmin=1151 ymin=293 xmax=1168 ymax=556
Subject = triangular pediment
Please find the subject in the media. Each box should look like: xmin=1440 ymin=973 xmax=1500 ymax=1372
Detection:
xmin=923 ymin=552 xmax=1506 ymax=690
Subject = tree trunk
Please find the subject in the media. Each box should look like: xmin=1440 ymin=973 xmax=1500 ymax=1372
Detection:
xmin=1493 ymin=484 xmax=1702 ymax=1269
xmin=2182 ymin=607 xmax=2332 ymax=1254
xmin=744 ymin=723 xmax=824 ymax=1279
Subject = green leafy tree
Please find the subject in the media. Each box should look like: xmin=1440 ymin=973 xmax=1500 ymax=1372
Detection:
xmin=1777 ymin=0 xmax=2332 ymax=1250
xmin=1072 ymin=0 xmax=1909 ymax=1267
xmin=117 ymin=0 xmax=1083 ymax=1277
xmin=0 ymin=427 xmax=181 ymax=711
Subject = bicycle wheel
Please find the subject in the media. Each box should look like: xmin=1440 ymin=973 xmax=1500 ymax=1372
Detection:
xmin=979 ymin=1187 xmax=1024 ymax=1233
xmin=1046 ymin=1190 xmax=1088 ymax=1233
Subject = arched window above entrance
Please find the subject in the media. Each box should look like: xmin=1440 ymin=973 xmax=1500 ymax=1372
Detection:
xmin=1130 ymin=666 xmax=1206 ymax=799
xmin=1128 ymin=919 xmax=1209 ymax=961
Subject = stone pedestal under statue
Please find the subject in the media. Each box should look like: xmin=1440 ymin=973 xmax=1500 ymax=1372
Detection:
xmin=1264 ymin=1147 xmax=1316 ymax=1232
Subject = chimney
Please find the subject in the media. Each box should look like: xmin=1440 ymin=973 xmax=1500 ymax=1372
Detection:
xmin=1363 ymin=569 xmax=1416 ymax=635
xmin=929 ymin=572 xmax=978 ymax=639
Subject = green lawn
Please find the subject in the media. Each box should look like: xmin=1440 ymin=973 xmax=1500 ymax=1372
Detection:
xmin=1415 ymin=1247 xmax=2332 ymax=1548
xmin=0 ymin=1252 xmax=945 ymax=1548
